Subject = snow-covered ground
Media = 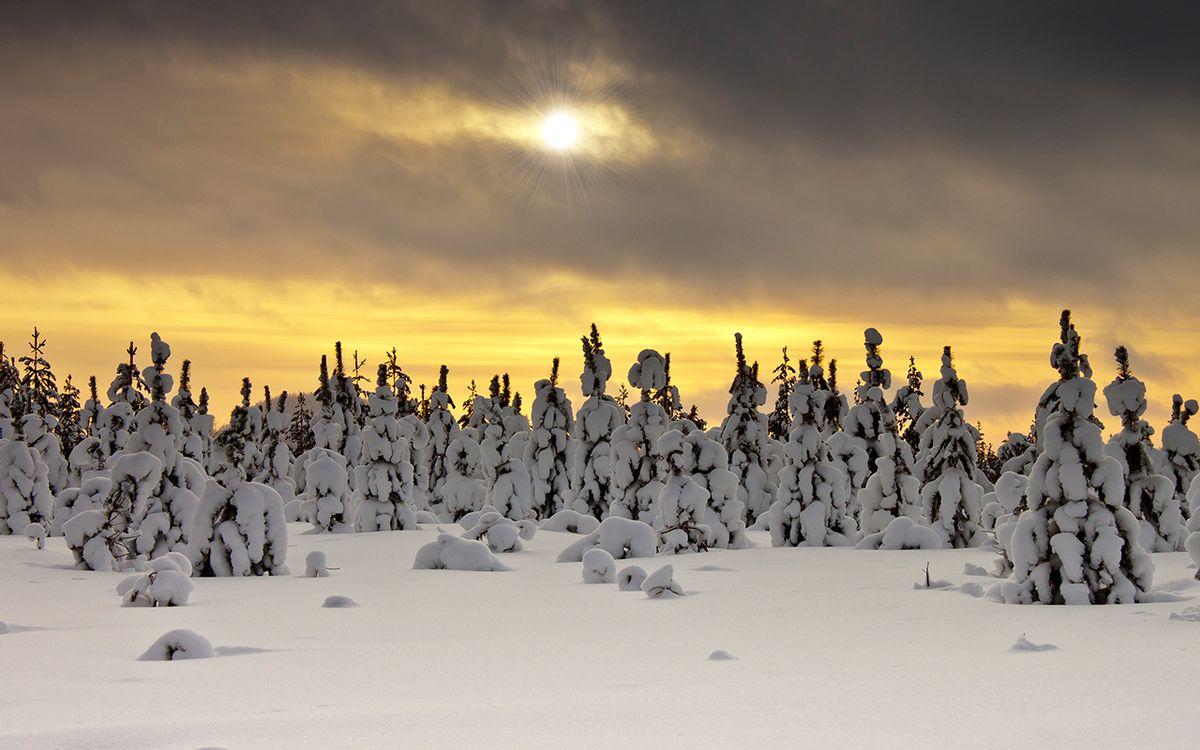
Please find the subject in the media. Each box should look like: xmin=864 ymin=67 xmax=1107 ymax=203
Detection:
xmin=2 ymin=526 xmax=1198 ymax=749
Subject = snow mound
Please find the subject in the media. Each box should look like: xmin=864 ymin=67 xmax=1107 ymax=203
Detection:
xmin=962 ymin=563 xmax=990 ymax=577
xmin=581 ymin=548 xmax=615 ymax=584
xmin=305 ymin=551 xmax=331 ymax=578
xmin=539 ymin=509 xmax=600 ymax=535
xmin=415 ymin=510 xmax=439 ymax=524
xmin=617 ymin=565 xmax=647 ymax=591
xmin=693 ymin=565 xmax=737 ymax=572
xmin=642 ymin=564 xmax=686 ymax=599
xmin=960 ymin=582 xmax=985 ymax=598
xmin=1009 ymin=636 xmax=1058 ymax=653
xmin=856 ymin=517 xmax=945 ymax=550
xmin=116 ymin=553 xmax=194 ymax=607
xmin=556 ymin=517 xmax=657 ymax=563
xmin=462 ymin=511 xmax=536 ymax=553
xmin=139 ymin=629 xmax=214 ymax=661
xmin=707 ymin=650 xmax=736 ymax=661
xmin=1169 ymin=606 xmax=1200 ymax=622
xmin=0 ymin=621 xmax=7 ymax=635
xmin=322 ymin=595 xmax=358 ymax=608
xmin=413 ymin=533 xmax=511 ymax=571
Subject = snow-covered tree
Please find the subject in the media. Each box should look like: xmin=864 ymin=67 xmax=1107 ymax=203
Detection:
xmin=678 ymin=428 xmax=748 ymax=549
xmin=487 ymin=453 xmax=534 ymax=521
xmin=1160 ymin=394 xmax=1200 ymax=516
xmin=287 ymin=393 xmax=315 ymax=456
xmin=718 ymin=333 xmax=773 ymax=523
xmin=300 ymin=449 xmax=355 ymax=532
xmin=354 ymin=364 xmax=419 ymax=532
xmin=610 ymin=349 xmax=671 ymax=522
xmin=214 ymin=378 xmax=264 ymax=483
xmin=996 ymin=431 xmax=1036 ymax=476
xmin=15 ymin=328 xmax=68 ymax=493
xmin=571 ymin=325 xmax=625 ymax=519
xmin=188 ymin=478 xmax=289 ymax=576
xmin=524 ymin=358 xmax=573 ymax=519
xmin=56 ymin=374 xmax=85 ymax=464
xmin=891 ymin=356 xmax=925 ymax=455
xmin=654 ymin=430 xmax=712 ymax=553
xmin=434 ymin=436 xmax=486 ymax=521
xmin=425 ymin=365 xmax=459 ymax=502
xmin=916 ymin=347 xmax=984 ymax=548
xmin=1033 ymin=309 xmax=1096 ymax=448
xmin=256 ymin=388 xmax=296 ymax=507
xmin=1103 ymin=347 xmax=1185 ymax=552
xmin=767 ymin=347 xmax=797 ymax=441
xmin=1002 ymin=313 xmax=1153 ymax=604
xmin=849 ymin=329 xmax=922 ymax=539
xmin=63 ymin=451 xmax=161 ymax=570
xmin=767 ymin=363 xmax=856 ymax=547
xmin=0 ymin=438 xmax=53 ymax=535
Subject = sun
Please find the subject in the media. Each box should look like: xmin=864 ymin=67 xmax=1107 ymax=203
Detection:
xmin=539 ymin=110 xmax=579 ymax=151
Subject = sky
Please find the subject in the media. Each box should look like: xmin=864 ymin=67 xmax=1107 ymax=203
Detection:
xmin=2 ymin=1 xmax=1198 ymax=440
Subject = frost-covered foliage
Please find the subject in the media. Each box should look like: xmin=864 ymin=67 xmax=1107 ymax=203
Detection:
xmin=996 ymin=432 xmax=1036 ymax=476
xmin=1103 ymin=347 xmax=1184 ymax=552
xmin=256 ymin=388 xmax=296 ymax=507
xmin=461 ymin=509 xmax=537 ymax=553
xmin=425 ymin=365 xmax=459 ymax=501
xmin=0 ymin=438 xmax=53 ymax=535
xmin=486 ymin=454 xmax=534 ymax=521
xmin=768 ymin=363 xmax=856 ymax=547
xmin=188 ymin=478 xmax=289 ymax=577
xmin=354 ymin=365 xmax=418 ymax=532
xmin=139 ymin=629 xmax=214 ymax=661
xmin=413 ymin=533 xmax=510 ymax=571
xmin=571 ymin=326 xmax=625 ymax=519
xmin=1033 ymin=309 xmax=1096 ymax=449
xmin=855 ymin=516 xmax=943 ymax=550
xmin=767 ymin=346 xmax=797 ymax=441
xmin=539 ymin=508 xmax=600 ymax=534
xmin=433 ymin=436 xmax=485 ymax=522
xmin=1160 ymin=394 xmax=1200 ymax=516
xmin=556 ymin=516 xmax=659 ymax=562
xmin=214 ymin=378 xmax=264 ymax=483
xmin=916 ymin=347 xmax=984 ymax=548
xmin=61 ymin=452 xmax=161 ymax=571
xmin=718 ymin=333 xmax=773 ymax=523
xmin=849 ymin=329 xmax=921 ymax=539
xmin=984 ymin=471 xmax=1030 ymax=576
xmin=300 ymin=448 xmax=355 ymax=532
xmin=117 ymin=552 xmax=193 ymax=607
xmin=891 ymin=356 xmax=925 ymax=455
xmin=655 ymin=430 xmax=711 ymax=554
xmin=123 ymin=333 xmax=203 ymax=559
xmin=524 ymin=358 xmax=573 ymax=519
xmin=673 ymin=429 xmax=748 ymax=549
xmin=51 ymin=475 xmax=111 ymax=535
xmin=1003 ymin=312 xmax=1153 ymax=605
xmin=610 ymin=349 xmax=672 ymax=523
xmin=642 ymin=563 xmax=686 ymax=598
xmin=581 ymin=547 xmax=616 ymax=583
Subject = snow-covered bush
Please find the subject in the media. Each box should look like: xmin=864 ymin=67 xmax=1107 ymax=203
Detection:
xmin=188 ymin=478 xmax=289 ymax=577
xmin=556 ymin=516 xmax=658 ymax=562
xmin=117 ymin=552 xmax=194 ymax=607
xmin=213 ymin=377 xmax=264 ymax=482
xmin=655 ymin=430 xmax=711 ymax=554
xmin=854 ymin=516 xmax=944 ymax=550
xmin=299 ymin=448 xmax=355 ymax=533
xmin=433 ymin=436 xmax=486 ymax=521
xmin=916 ymin=347 xmax=985 ymax=548
xmin=1002 ymin=312 xmax=1153 ymax=605
xmin=257 ymin=389 xmax=296 ymax=507
xmin=996 ymin=432 xmax=1036 ymax=476
xmin=682 ymin=430 xmax=749 ymax=549
xmin=1161 ymin=394 xmax=1200 ymax=516
xmin=0 ymin=439 xmax=53 ymax=535
xmin=718 ymin=334 xmax=773 ymax=522
xmin=61 ymin=452 xmax=162 ymax=571
xmin=767 ymin=364 xmax=856 ymax=547
xmin=581 ymin=548 xmax=616 ymax=583
xmin=642 ymin=563 xmax=686 ymax=598
xmin=525 ymin=358 xmax=573 ymax=519
xmin=617 ymin=564 xmax=647 ymax=591
xmin=487 ymin=454 xmax=535 ymax=521
xmin=462 ymin=510 xmax=537 ymax=553
xmin=424 ymin=366 xmax=459 ymax=502
xmin=571 ymin=326 xmax=625 ymax=519
xmin=1103 ymin=347 xmax=1185 ymax=552
xmin=354 ymin=365 xmax=418 ymax=532
xmin=412 ymin=533 xmax=511 ymax=571
xmin=609 ymin=349 xmax=671 ymax=522
xmin=539 ymin=509 xmax=601 ymax=534
xmin=305 ymin=550 xmax=332 ymax=577
xmin=139 ymin=629 xmax=213 ymax=661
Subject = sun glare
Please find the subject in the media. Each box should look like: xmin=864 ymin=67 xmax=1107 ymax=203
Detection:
xmin=539 ymin=110 xmax=579 ymax=151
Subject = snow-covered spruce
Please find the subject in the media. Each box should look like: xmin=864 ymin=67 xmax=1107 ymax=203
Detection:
xmin=1160 ymin=394 xmax=1200 ymax=516
xmin=171 ymin=359 xmax=209 ymax=466
xmin=609 ymin=349 xmax=671 ymax=523
xmin=571 ymin=326 xmax=625 ymax=519
xmin=256 ymin=388 xmax=296 ymax=508
xmin=891 ymin=356 xmax=926 ymax=456
xmin=767 ymin=346 xmax=797 ymax=442
xmin=213 ymin=377 xmax=264 ymax=483
xmin=0 ymin=438 xmax=53 ymax=535
xmin=996 ymin=432 xmax=1036 ymax=476
xmin=655 ymin=430 xmax=712 ymax=554
xmin=354 ymin=365 xmax=419 ymax=532
xmin=187 ymin=478 xmax=289 ymax=577
xmin=424 ymin=365 xmax=460 ymax=504
xmin=581 ymin=548 xmax=616 ymax=583
xmin=556 ymin=516 xmax=659 ymax=562
xmin=122 ymin=333 xmax=205 ymax=559
xmin=1103 ymin=347 xmax=1185 ymax=552
xmin=299 ymin=448 xmax=355 ymax=533
xmin=1002 ymin=312 xmax=1153 ymax=605
xmin=462 ymin=510 xmax=537 ymax=553
xmin=617 ymin=564 xmax=647 ymax=591
xmin=524 ymin=358 xmax=573 ymax=520
xmin=1032 ymin=309 xmax=1095 ymax=450
xmin=767 ymin=363 xmax=856 ymax=547
xmin=62 ymin=451 xmax=162 ymax=571
xmin=539 ymin=508 xmax=600 ymax=534
xmin=642 ymin=564 xmax=686 ymax=598
xmin=139 ymin=629 xmax=214 ymax=661
xmin=681 ymin=429 xmax=749 ymax=549
xmin=916 ymin=347 xmax=985 ymax=548
xmin=433 ymin=436 xmax=486 ymax=522
xmin=117 ymin=552 xmax=194 ymax=607
xmin=718 ymin=334 xmax=774 ymax=523
xmin=486 ymin=453 xmax=535 ymax=521
xmin=854 ymin=516 xmax=943 ymax=550
xmin=413 ymin=533 xmax=511 ymax=571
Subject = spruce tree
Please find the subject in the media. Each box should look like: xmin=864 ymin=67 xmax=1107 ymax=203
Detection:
xmin=1103 ymin=346 xmax=1184 ymax=551
xmin=891 ymin=356 xmax=924 ymax=455
xmin=18 ymin=328 xmax=67 ymax=493
xmin=718 ymin=333 xmax=774 ymax=523
xmin=425 ymin=365 xmax=459 ymax=502
xmin=571 ymin=325 xmax=625 ymax=519
xmin=768 ymin=346 xmax=797 ymax=441
xmin=1161 ymin=393 xmax=1200 ymax=516
xmin=610 ymin=349 xmax=672 ymax=522
xmin=1002 ymin=313 xmax=1152 ymax=604
xmin=525 ymin=357 xmax=574 ymax=519
xmin=57 ymin=374 xmax=85 ymax=459
xmin=355 ymin=363 xmax=419 ymax=531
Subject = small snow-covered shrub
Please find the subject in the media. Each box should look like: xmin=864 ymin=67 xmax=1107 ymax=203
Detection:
xmin=299 ymin=449 xmax=355 ymax=533
xmin=50 ymin=475 xmax=112 ymax=535
xmin=581 ymin=548 xmax=616 ymax=583
xmin=305 ymin=550 xmax=332 ymax=578
xmin=0 ymin=439 xmax=54 ymax=535
xmin=642 ymin=564 xmax=686 ymax=598
xmin=24 ymin=522 xmax=46 ymax=550
xmin=461 ymin=510 xmax=536 ymax=553
xmin=617 ymin=565 xmax=647 ymax=591
xmin=539 ymin=509 xmax=600 ymax=535
xmin=855 ymin=516 xmax=944 ymax=551
xmin=556 ymin=516 xmax=658 ymax=562
xmin=117 ymin=553 xmax=194 ymax=607
xmin=413 ymin=533 xmax=511 ymax=571
xmin=139 ymin=629 xmax=213 ymax=661
xmin=188 ymin=479 xmax=289 ymax=577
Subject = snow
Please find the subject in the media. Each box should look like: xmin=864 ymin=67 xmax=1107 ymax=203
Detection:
xmin=616 ymin=564 xmax=647 ymax=591
xmin=137 ymin=629 xmax=214 ymax=661
xmin=641 ymin=563 xmax=687 ymax=598
xmin=3 ymin=527 xmax=1200 ymax=746
xmin=555 ymin=516 xmax=658 ymax=562
xmin=580 ymin=548 xmax=616 ymax=583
